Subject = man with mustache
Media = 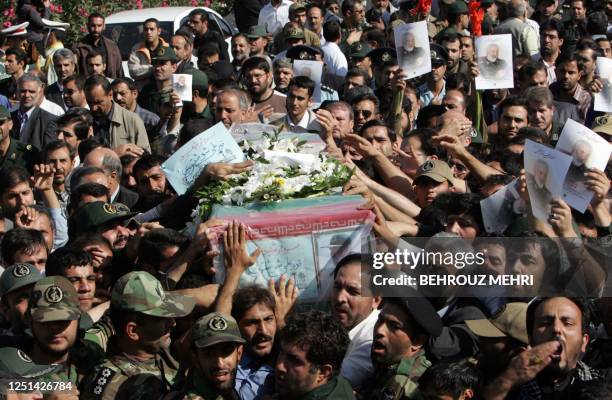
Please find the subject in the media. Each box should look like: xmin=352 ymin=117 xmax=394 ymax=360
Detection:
xmin=275 ymin=310 xmax=354 ymax=399
xmin=132 ymin=154 xmax=170 ymax=199
xmin=27 ymin=276 xmax=96 ymax=390
xmin=362 ymin=286 xmax=442 ymax=400
xmin=330 ymin=254 xmax=381 ymax=389
xmin=81 ymin=271 xmax=195 ymax=399
xmin=42 ymin=140 xmax=75 ymax=217
xmin=69 ymin=201 xmax=136 ymax=251
xmin=483 ymin=297 xmax=604 ymax=399
xmin=214 ymin=221 xmax=297 ymax=399
xmin=177 ymin=312 xmax=245 ymax=399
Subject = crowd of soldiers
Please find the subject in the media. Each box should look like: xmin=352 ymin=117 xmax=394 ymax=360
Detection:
xmin=0 ymin=0 xmax=611 ymax=398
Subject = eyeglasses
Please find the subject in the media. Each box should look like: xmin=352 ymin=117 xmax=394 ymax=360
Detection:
xmin=354 ymin=109 xmax=373 ymax=118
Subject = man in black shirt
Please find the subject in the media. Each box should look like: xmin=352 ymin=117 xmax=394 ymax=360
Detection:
xmin=187 ymin=9 xmax=229 ymax=61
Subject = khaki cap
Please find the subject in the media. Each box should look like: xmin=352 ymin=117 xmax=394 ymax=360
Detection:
xmin=465 ymin=302 xmax=529 ymax=345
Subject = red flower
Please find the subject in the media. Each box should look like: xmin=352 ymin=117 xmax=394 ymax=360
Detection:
xmin=2 ymin=21 xmax=12 ymax=28
xmin=191 ymin=0 xmax=198 ymax=6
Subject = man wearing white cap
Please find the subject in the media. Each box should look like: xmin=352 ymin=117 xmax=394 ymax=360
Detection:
xmin=1 ymin=22 xmax=30 ymax=53
xmin=37 ymin=18 xmax=70 ymax=86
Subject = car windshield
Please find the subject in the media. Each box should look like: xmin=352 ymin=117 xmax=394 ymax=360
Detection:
xmin=104 ymin=22 xmax=174 ymax=61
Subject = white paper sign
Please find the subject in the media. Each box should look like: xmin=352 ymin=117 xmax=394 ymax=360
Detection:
xmin=394 ymin=20 xmax=431 ymax=79
xmin=594 ymin=57 xmax=612 ymax=112
xmin=172 ymin=74 xmax=192 ymax=102
xmin=293 ymin=60 xmax=323 ymax=103
xmin=474 ymin=34 xmax=514 ymax=90
xmin=481 ymin=179 xmax=523 ymax=234
xmin=523 ymin=140 xmax=572 ymax=222
xmin=162 ymin=122 xmax=244 ymax=194
xmin=555 ymin=119 xmax=612 ymax=212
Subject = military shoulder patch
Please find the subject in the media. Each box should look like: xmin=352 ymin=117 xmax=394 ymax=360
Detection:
xmin=91 ymin=367 xmax=116 ymax=396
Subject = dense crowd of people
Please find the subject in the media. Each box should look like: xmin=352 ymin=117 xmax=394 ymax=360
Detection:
xmin=0 ymin=0 xmax=610 ymax=398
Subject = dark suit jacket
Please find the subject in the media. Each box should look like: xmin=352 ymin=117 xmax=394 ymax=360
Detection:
xmin=10 ymin=107 xmax=58 ymax=151
xmin=73 ymin=36 xmax=124 ymax=79
xmin=114 ymin=186 xmax=139 ymax=210
xmin=45 ymin=82 xmax=66 ymax=110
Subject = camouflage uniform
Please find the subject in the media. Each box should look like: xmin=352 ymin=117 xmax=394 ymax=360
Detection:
xmin=361 ymin=287 xmax=443 ymax=400
xmin=27 ymin=276 xmax=101 ymax=387
xmin=81 ymin=271 xmax=195 ymax=400
xmin=362 ymin=352 xmax=431 ymax=400
xmin=171 ymin=312 xmax=246 ymax=400
xmin=0 ymin=346 xmax=60 ymax=378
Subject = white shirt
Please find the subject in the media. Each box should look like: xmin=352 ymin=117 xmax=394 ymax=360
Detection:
xmin=532 ymin=53 xmax=557 ymax=84
xmin=258 ymin=0 xmax=293 ymax=35
xmin=41 ymin=97 xmax=65 ymax=117
xmin=285 ymin=109 xmax=321 ymax=133
xmin=340 ymin=309 xmax=380 ymax=389
xmin=110 ymin=185 xmax=120 ymax=203
xmin=322 ymin=41 xmax=348 ymax=78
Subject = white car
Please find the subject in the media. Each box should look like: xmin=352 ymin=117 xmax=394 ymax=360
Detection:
xmin=104 ymin=7 xmax=236 ymax=77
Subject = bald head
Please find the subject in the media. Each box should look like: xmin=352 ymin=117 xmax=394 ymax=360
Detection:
xmin=443 ymin=90 xmax=466 ymax=114
xmin=83 ymin=147 xmax=122 ymax=193
xmin=438 ymin=110 xmax=472 ymax=146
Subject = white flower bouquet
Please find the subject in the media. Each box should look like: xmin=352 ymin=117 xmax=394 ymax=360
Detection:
xmin=194 ymin=131 xmax=353 ymax=218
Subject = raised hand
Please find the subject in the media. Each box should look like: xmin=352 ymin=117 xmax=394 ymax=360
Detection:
xmin=268 ymin=275 xmax=298 ymax=329
xmin=223 ymin=220 xmax=261 ymax=273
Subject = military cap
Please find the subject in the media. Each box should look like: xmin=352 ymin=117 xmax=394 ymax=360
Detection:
xmin=414 ymin=160 xmax=455 ymax=186
xmin=247 ymin=25 xmax=267 ymax=39
xmin=380 ymin=285 xmax=443 ymax=337
xmin=29 ymin=276 xmax=81 ymax=323
xmin=188 ymin=69 xmax=208 ymax=91
xmin=348 ymin=41 xmax=373 ymax=60
xmin=448 ymin=0 xmax=469 ymax=15
xmin=1 ymin=22 xmax=29 ymax=37
xmin=192 ymin=312 xmax=246 ymax=348
xmin=285 ymin=27 xmax=306 ymax=41
xmin=466 ymin=302 xmax=529 ymax=345
xmin=430 ymin=43 xmax=449 ymax=65
xmin=0 ymin=105 xmax=10 ymax=120
xmin=152 ymin=46 xmax=179 ymax=62
xmin=289 ymin=2 xmax=307 ymax=14
xmin=0 ymin=347 xmax=60 ymax=378
xmin=0 ymin=263 xmax=43 ymax=298
xmin=367 ymin=47 xmax=398 ymax=66
xmin=286 ymin=44 xmax=321 ymax=61
xmin=592 ymin=115 xmax=612 ymax=136
xmin=111 ymin=271 xmax=195 ymax=318
xmin=71 ymin=201 xmax=136 ymax=235
xmin=41 ymin=18 xmax=69 ymax=32
xmin=480 ymin=0 xmax=495 ymax=6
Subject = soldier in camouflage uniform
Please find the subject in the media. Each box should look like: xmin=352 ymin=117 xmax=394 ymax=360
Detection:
xmin=81 ymin=271 xmax=195 ymax=399
xmin=27 ymin=276 xmax=102 ymax=388
xmin=173 ymin=312 xmax=246 ymax=400
xmin=361 ymin=287 xmax=443 ymax=400
xmin=0 ymin=263 xmax=43 ymax=339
